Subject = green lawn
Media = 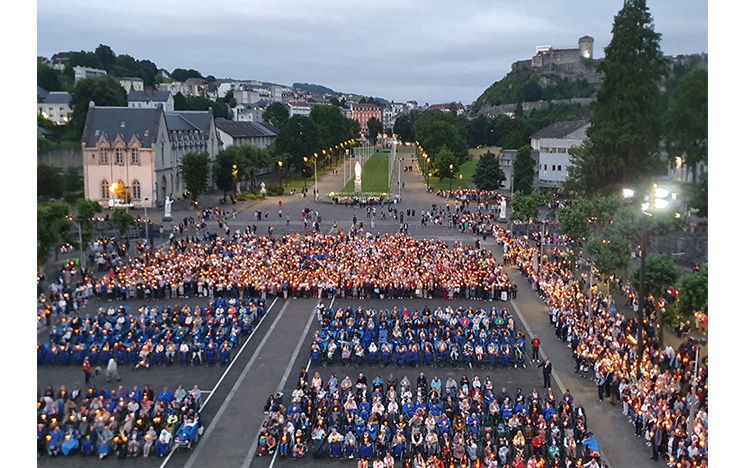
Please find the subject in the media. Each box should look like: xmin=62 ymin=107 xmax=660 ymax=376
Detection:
xmin=396 ymin=145 xmax=415 ymax=154
xmin=281 ymin=157 xmax=343 ymax=192
xmin=426 ymin=147 xmax=501 ymax=191
xmin=342 ymin=152 xmax=391 ymax=193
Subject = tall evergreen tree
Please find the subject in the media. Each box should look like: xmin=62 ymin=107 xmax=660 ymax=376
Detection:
xmin=472 ymin=151 xmax=505 ymax=191
xmin=567 ymin=0 xmax=667 ymax=194
xmin=512 ymin=145 xmax=535 ymax=194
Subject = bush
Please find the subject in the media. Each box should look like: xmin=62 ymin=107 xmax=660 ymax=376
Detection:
xmin=234 ymin=192 xmax=264 ymax=201
xmin=266 ymin=185 xmax=284 ymax=196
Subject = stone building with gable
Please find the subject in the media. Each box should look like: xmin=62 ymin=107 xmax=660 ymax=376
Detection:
xmin=81 ymin=103 xmax=220 ymax=208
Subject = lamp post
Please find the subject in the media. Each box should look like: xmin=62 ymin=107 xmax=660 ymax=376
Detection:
xmin=277 ymin=161 xmax=284 ymax=189
xmin=312 ymin=153 xmax=318 ymax=200
xmin=66 ymin=215 xmax=86 ymax=269
xmin=143 ymin=197 xmax=149 ymax=244
xmin=449 ymin=164 xmax=454 ymax=191
xmin=459 ymin=173 xmax=463 ymax=188
xmin=622 ymin=184 xmax=678 ymax=375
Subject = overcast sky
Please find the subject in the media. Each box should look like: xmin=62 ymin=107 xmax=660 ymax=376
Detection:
xmin=37 ymin=0 xmax=707 ymax=104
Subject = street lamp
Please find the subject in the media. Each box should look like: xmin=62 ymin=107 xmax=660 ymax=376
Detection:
xmin=302 ymin=157 xmax=309 ymax=189
xmin=277 ymin=161 xmax=284 ymax=189
xmin=622 ymin=183 xmax=678 ymax=375
xmin=65 ymin=215 xmax=86 ymax=269
xmin=308 ymin=154 xmax=318 ymax=199
xmin=449 ymin=164 xmax=454 ymax=191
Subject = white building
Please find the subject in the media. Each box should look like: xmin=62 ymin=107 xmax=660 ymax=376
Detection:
xmin=118 ymin=77 xmax=145 ymax=92
xmin=38 ymin=91 xmax=72 ymax=125
xmin=157 ymin=81 xmax=189 ymax=96
xmin=215 ymin=118 xmax=278 ymax=149
xmin=498 ymin=149 xmax=517 ymax=192
xmin=530 ymin=120 xmax=589 ymax=188
xmin=232 ymin=103 xmax=265 ymax=123
xmin=128 ymin=90 xmax=175 ymax=112
xmin=286 ymin=101 xmax=311 ymax=117
xmin=73 ymin=66 xmax=107 ymax=82
xmin=82 ymin=104 xmax=220 ymax=208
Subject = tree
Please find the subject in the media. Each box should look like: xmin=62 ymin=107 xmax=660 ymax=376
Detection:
xmin=37 ymin=200 xmax=70 ymax=264
xmin=513 ymin=145 xmax=535 ymax=194
xmin=415 ymin=112 xmax=469 ymax=164
xmin=69 ymin=76 xmax=127 ymax=137
xmin=633 ymin=254 xmax=679 ymax=296
xmin=676 ymin=267 xmax=707 ymax=317
xmin=38 ymin=165 xmax=63 ymax=199
xmin=632 ymin=253 xmax=679 ymax=345
xmin=310 ymin=105 xmax=353 ymax=150
xmin=213 ymin=148 xmax=239 ymax=197
xmin=586 ymin=233 xmax=633 ymax=278
xmin=62 ymin=168 xmax=83 ymax=196
xmin=111 ymin=208 xmax=135 ymax=237
xmin=510 ymin=191 xmax=541 ymax=222
xmin=566 ymin=0 xmax=667 ymax=194
xmin=557 ymin=196 xmax=622 ymax=242
xmin=664 ymin=69 xmax=707 ymax=183
xmin=180 ymin=151 xmax=210 ymax=201
xmin=75 ymin=199 xmax=102 ymax=239
xmin=38 ymin=60 xmax=63 ymax=92
xmin=472 ymin=151 xmax=506 ymax=191
xmin=433 ymin=147 xmax=458 ymax=183
xmin=393 ymin=113 xmax=416 ymax=142
xmin=274 ymin=116 xmax=322 ymax=168
xmin=173 ymin=93 xmax=230 ymax=119
xmin=170 ymin=68 xmax=204 ymax=82
xmin=367 ymin=117 xmax=383 ymax=146
xmin=94 ymin=44 xmax=116 ymax=71
xmin=236 ymin=146 xmax=272 ymax=189
xmin=264 ymin=102 xmax=290 ymax=129
xmin=690 ymin=172 xmax=707 ymax=217
xmin=220 ymin=90 xmax=238 ymax=108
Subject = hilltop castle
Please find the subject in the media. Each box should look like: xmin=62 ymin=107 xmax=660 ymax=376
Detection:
xmin=513 ymin=36 xmax=596 ymax=76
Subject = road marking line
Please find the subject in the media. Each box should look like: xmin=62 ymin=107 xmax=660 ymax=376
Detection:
xmin=178 ymin=299 xmax=290 ymax=468
xmin=509 ymin=299 xmax=612 ymax=468
xmin=159 ymin=297 xmax=278 ymax=468
xmin=251 ymin=296 xmax=334 ymax=468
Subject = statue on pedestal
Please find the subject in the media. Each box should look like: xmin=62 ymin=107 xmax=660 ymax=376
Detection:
xmin=499 ymin=198 xmax=507 ymax=220
xmin=163 ymin=196 xmax=173 ymax=221
xmin=260 ymin=182 xmax=267 ymax=197
xmin=354 ymin=160 xmax=362 ymax=193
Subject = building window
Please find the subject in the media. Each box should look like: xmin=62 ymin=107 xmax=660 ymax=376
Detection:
xmin=132 ymin=180 xmax=142 ymax=200
xmin=131 ymin=148 xmax=140 ymax=165
xmin=115 ymin=148 xmax=124 ymax=165
xmin=543 ymin=164 xmax=547 ymax=170
xmin=100 ymin=150 xmax=109 ymax=165
xmin=557 ymin=165 xmax=562 ymax=171
xmin=101 ymin=180 xmax=109 ymax=199
xmin=552 ymin=165 xmax=556 ymax=171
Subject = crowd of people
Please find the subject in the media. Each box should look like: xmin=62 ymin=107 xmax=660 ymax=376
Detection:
xmin=37 ymin=384 xmax=203 ymax=459
xmin=497 ymin=229 xmax=708 ymax=466
xmin=311 ymin=305 xmax=527 ymax=368
xmin=38 ymin=297 xmax=267 ymax=368
xmin=89 ymin=233 xmax=514 ymax=301
xmin=257 ymin=369 xmax=603 ymax=467
xmin=436 ymin=189 xmax=506 ymax=204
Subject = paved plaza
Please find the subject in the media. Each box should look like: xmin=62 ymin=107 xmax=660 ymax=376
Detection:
xmin=37 ymin=158 xmax=659 ymax=467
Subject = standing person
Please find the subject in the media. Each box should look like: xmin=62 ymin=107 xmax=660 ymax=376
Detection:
xmin=531 ymin=336 xmax=541 ymax=362
xmin=106 ymin=357 xmax=121 ymax=382
xmin=538 ymin=359 xmax=552 ymax=388
xmin=82 ymin=357 xmax=92 ymax=385
xmin=596 ymin=371 xmax=606 ymax=402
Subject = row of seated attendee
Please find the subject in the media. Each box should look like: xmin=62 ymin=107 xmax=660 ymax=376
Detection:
xmin=257 ymin=370 xmax=603 ymax=467
xmin=38 ymin=298 xmax=267 ymax=367
xmin=37 ymin=384 xmax=203 ymax=459
xmin=311 ymin=306 xmax=528 ymax=368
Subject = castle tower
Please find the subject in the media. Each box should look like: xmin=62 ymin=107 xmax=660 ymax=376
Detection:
xmin=578 ymin=35 xmax=594 ymax=59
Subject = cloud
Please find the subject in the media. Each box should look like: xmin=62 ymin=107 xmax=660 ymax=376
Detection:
xmin=37 ymin=0 xmax=707 ymax=103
